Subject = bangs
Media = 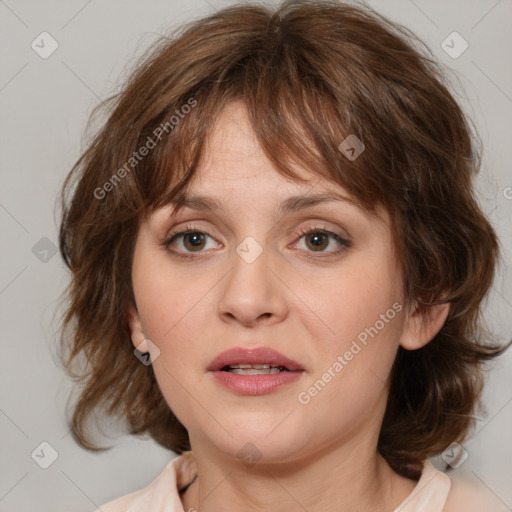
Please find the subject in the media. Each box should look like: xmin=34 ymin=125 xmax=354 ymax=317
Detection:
xmin=132 ymin=28 xmax=390 ymax=216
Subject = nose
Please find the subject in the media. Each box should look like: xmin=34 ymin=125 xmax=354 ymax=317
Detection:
xmin=217 ymin=241 xmax=288 ymax=327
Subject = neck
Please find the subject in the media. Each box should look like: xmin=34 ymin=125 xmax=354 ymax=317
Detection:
xmin=181 ymin=438 xmax=417 ymax=512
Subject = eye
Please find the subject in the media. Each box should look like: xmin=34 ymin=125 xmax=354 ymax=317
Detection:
xmin=160 ymin=224 xmax=220 ymax=259
xmin=293 ymin=225 xmax=351 ymax=256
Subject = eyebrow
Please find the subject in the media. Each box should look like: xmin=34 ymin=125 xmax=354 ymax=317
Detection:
xmin=169 ymin=191 xmax=357 ymax=216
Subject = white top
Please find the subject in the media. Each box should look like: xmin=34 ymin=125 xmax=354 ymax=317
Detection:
xmin=94 ymin=451 xmax=499 ymax=512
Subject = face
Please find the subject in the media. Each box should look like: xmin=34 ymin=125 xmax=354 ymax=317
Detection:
xmin=128 ymin=101 xmax=437 ymax=465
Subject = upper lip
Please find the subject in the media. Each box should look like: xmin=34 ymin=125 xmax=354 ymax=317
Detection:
xmin=207 ymin=347 xmax=304 ymax=372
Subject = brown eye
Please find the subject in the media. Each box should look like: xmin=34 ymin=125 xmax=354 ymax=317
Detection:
xmin=161 ymin=226 xmax=221 ymax=260
xmin=304 ymin=232 xmax=329 ymax=252
xmin=294 ymin=226 xmax=351 ymax=257
xmin=183 ymin=232 xmax=207 ymax=251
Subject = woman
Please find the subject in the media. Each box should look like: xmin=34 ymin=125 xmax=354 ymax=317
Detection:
xmin=57 ymin=1 xmax=509 ymax=510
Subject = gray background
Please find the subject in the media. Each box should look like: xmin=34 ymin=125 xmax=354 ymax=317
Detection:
xmin=0 ymin=0 xmax=511 ymax=510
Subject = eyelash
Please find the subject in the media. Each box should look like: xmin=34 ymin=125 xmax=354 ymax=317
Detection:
xmin=160 ymin=223 xmax=351 ymax=260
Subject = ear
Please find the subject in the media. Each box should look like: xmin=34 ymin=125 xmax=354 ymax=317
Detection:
xmin=399 ymin=301 xmax=450 ymax=350
xmin=127 ymin=302 xmax=149 ymax=353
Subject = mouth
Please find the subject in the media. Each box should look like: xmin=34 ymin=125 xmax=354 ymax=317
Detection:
xmin=207 ymin=346 xmax=305 ymax=395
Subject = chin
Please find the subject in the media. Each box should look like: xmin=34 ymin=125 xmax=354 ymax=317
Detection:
xmin=206 ymin=422 xmax=306 ymax=465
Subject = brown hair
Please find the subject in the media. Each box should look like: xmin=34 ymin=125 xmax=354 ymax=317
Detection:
xmin=56 ymin=0 xmax=509 ymax=479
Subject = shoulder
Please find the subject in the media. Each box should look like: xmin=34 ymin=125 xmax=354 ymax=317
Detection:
xmin=92 ymin=452 xmax=195 ymax=512
xmin=443 ymin=470 xmax=507 ymax=512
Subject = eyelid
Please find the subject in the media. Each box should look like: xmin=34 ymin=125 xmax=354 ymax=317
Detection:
xmin=291 ymin=224 xmax=351 ymax=254
xmin=161 ymin=223 xmax=221 ymax=253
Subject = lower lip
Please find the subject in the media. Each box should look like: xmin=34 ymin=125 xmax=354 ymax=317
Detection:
xmin=210 ymin=370 xmax=304 ymax=395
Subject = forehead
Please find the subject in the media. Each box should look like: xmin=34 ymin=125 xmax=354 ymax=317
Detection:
xmin=182 ymin=101 xmax=343 ymax=201
xmin=170 ymin=101 xmax=386 ymax=222
xmin=198 ymin=100 xmax=295 ymax=184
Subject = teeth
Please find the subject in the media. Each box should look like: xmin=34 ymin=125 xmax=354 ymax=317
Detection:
xmin=229 ymin=364 xmax=271 ymax=369
xmin=220 ymin=364 xmax=290 ymax=374
xmin=229 ymin=367 xmax=283 ymax=375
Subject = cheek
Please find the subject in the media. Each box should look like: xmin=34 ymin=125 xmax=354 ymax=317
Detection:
xmin=292 ymin=255 xmax=404 ymax=406
xmin=135 ymin=279 xmax=209 ymax=427
xmin=132 ymin=249 xmax=211 ymax=342
xmin=295 ymin=303 xmax=404 ymax=443
xmin=131 ymin=258 xmax=216 ymax=409
xmin=295 ymin=255 xmax=403 ymax=352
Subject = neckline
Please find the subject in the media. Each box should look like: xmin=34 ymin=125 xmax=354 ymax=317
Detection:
xmin=392 ymin=460 xmax=451 ymax=512
xmin=174 ymin=452 xmax=451 ymax=511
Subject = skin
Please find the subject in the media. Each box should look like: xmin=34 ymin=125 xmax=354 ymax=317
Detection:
xmin=127 ymin=101 xmax=450 ymax=512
